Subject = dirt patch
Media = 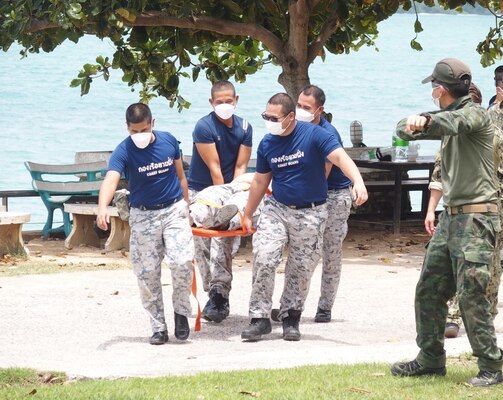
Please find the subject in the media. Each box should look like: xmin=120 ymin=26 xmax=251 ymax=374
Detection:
xmin=3 ymin=226 xmax=431 ymax=273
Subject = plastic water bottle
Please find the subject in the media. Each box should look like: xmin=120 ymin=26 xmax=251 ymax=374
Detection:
xmin=392 ymin=135 xmax=408 ymax=162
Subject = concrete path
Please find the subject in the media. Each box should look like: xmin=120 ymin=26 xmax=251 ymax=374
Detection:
xmin=1 ymin=260 xmax=502 ymax=378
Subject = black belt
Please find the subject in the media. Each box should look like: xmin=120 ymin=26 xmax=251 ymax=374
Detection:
xmin=134 ymin=195 xmax=183 ymax=211
xmin=287 ymin=200 xmax=326 ymax=210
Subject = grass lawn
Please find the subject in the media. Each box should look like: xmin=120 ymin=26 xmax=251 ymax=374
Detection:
xmin=2 ymin=357 xmax=503 ymax=400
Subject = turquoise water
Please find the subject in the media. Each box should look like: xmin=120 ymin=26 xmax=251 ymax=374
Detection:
xmin=0 ymin=13 xmax=497 ymax=229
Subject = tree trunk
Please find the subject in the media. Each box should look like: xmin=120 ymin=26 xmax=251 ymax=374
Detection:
xmin=277 ymin=58 xmax=311 ymax=100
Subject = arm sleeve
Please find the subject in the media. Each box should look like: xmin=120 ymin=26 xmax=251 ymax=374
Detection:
xmin=192 ymin=119 xmax=215 ymax=144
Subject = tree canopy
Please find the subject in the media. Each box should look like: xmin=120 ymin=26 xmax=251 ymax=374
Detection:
xmin=2 ymin=1 xmax=503 ymax=109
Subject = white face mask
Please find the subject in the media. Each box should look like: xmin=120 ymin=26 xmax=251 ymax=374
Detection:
xmin=130 ymin=131 xmax=152 ymax=149
xmin=432 ymin=86 xmax=442 ymax=109
xmin=296 ymin=107 xmax=315 ymax=122
xmin=214 ymin=103 xmax=235 ymax=120
xmin=265 ymin=117 xmax=292 ymax=136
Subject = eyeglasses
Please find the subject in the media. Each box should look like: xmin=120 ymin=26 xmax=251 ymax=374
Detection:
xmin=261 ymin=112 xmax=286 ymax=123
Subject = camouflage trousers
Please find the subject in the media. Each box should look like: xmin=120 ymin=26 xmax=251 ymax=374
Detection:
xmin=446 ymin=211 xmax=503 ymax=326
xmin=415 ymin=211 xmax=502 ymax=372
xmin=317 ymin=187 xmax=352 ymax=311
xmin=129 ymin=199 xmax=194 ymax=334
xmin=249 ymin=196 xmax=327 ymax=319
xmin=190 ymin=187 xmax=260 ymax=297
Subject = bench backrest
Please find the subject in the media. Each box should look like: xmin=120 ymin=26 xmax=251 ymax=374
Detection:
xmin=25 ymin=160 xmax=107 ymax=198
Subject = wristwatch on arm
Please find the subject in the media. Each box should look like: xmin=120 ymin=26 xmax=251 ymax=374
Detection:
xmin=420 ymin=112 xmax=432 ymax=129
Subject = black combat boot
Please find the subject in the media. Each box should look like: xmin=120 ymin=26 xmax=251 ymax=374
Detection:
xmin=174 ymin=312 xmax=190 ymax=340
xmin=202 ymin=288 xmax=229 ymax=323
xmin=468 ymin=370 xmax=503 ymax=386
xmin=391 ymin=359 xmax=446 ymax=377
xmin=149 ymin=331 xmax=168 ymax=345
xmin=282 ymin=309 xmax=302 ymax=341
xmin=314 ymin=307 xmax=331 ymax=323
xmin=241 ymin=318 xmax=272 ymax=341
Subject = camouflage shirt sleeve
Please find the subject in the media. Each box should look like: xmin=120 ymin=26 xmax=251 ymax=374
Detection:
xmin=428 ymin=150 xmax=443 ymax=192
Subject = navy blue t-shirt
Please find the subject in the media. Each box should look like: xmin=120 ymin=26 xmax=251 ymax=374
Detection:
xmin=108 ymin=130 xmax=182 ymax=207
xmin=256 ymin=121 xmax=341 ymax=206
xmin=188 ymin=112 xmax=253 ymax=191
xmin=319 ymin=118 xmax=352 ymax=190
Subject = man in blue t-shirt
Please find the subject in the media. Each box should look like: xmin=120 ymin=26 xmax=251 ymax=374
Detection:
xmin=241 ymin=93 xmax=368 ymax=342
xmin=188 ymin=81 xmax=253 ymax=324
xmin=97 ymin=103 xmax=194 ymax=346
xmin=296 ymin=85 xmax=353 ymax=323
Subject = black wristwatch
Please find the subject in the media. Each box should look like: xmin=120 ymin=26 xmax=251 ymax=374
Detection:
xmin=420 ymin=112 xmax=432 ymax=128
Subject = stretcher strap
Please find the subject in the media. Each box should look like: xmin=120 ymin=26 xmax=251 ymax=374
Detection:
xmin=192 ymin=267 xmax=201 ymax=332
xmin=191 ymin=210 xmax=256 ymax=237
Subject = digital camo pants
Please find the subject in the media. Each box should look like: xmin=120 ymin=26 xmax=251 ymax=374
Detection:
xmin=190 ymin=187 xmax=258 ymax=297
xmin=248 ymin=197 xmax=327 ymax=320
xmin=129 ymin=200 xmax=194 ymax=334
xmin=318 ymin=187 xmax=352 ymax=311
xmin=415 ymin=211 xmax=502 ymax=372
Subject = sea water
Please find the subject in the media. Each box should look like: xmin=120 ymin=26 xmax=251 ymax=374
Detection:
xmin=0 ymin=13 xmax=497 ymax=229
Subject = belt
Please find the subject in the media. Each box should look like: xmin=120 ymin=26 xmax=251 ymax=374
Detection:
xmin=287 ymin=200 xmax=326 ymax=210
xmin=446 ymin=203 xmax=498 ymax=215
xmin=134 ymin=195 xmax=183 ymax=211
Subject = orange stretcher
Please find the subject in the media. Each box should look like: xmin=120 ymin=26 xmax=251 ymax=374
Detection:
xmin=190 ymin=211 xmax=256 ymax=331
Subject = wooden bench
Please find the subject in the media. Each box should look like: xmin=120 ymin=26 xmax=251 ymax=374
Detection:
xmin=0 ymin=212 xmax=31 ymax=257
xmin=64 ymin=203 xmax=130 ymax=252
xmin=25 ymin=161 xmax=107 ymax=238
xmin=364 ymin=178 xmax=430 ymax=216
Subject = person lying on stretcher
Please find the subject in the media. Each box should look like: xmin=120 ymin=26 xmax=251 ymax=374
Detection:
xmin=189 ymin=172 xmax=265 ymax=231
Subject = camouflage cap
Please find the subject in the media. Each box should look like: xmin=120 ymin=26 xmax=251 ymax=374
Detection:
xmin=421 ymin=58 xmax=471 ymax=85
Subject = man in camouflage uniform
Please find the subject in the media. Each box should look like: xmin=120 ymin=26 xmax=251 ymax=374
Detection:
xmin=240 ymin=93 xmax=367 ymax=342
xmin=425 ymin=84 xmax=503 ymax=339
xmin=391 ymin=58 xmax=503 ymax=386
xmin=97 ymin=103 xmax=193 ymax=345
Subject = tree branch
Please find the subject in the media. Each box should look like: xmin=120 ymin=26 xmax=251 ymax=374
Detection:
xmin=307 ymin=10 xmax=341 ymax=64
xmin=133 ymin=12 xmax=285 ymax=58
xmin=26 ymin=11 xmax=285 ymax=59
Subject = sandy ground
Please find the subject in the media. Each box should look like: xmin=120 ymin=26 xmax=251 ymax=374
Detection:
xmin=0 ymin=226 xmax=502 ymax=378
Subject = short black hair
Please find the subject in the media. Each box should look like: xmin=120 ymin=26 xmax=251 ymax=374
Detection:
xmin=268 ymin=93 xmax=295 ymax=115
xmin=440 ymin=74 xmax=471 ymax=99
xmin=211 ymin=80 xmax=236 ymax=99
xmin=300 ymin=85 xmax=326 ymax=106
xmin=494 ymin=65 xmax=503 ymax=75
xmin=126 ymin=103 xmax=152 ymax=125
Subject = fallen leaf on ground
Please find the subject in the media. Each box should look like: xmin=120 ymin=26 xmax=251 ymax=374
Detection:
xmin=28 ymin=389 xmax=37 ymax=395
xmin=110 ymin=290 xmax=119 ymax=295
xmin=239 ymin=391 xmax=261 ymax=397
xmin=379 ymin=257 xmax=392 ymax=264
xmin=387 ymin=270 xmax=398 ymax=274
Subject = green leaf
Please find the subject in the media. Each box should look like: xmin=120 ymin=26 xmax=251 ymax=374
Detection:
xmin=81 ymin=78 xmax=91 ymax=95
xmin=70 ymin=78 xmax=82 ymax=88
xmin=414 ymin=20 xmax=423 ymax=34
xmin=67 ymin=3 xmax=83 ymax=20
xmin=167 ymin=74 xmax=179 ymax=90
xmin=192 ymin=66 xmax=200 ymax=82
xmin=130 ymin=27 xmax=149 ymax=46
xmin=410 ymin=39 xmax=423 ymax=51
